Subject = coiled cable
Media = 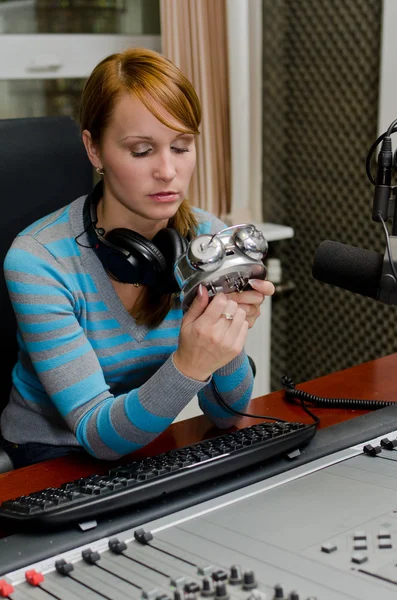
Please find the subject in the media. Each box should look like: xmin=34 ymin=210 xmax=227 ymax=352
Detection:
xmin=282 ymin=376 xmax=395 ymax=410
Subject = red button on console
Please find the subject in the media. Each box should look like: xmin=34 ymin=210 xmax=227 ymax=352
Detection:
xmin=25 ymin=569 xmax=44 ymax=586
xmin=0 ymin=579 xmax=14 ymax=597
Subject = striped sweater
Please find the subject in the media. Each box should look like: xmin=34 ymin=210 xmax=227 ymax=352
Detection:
xmin=1 ymin=194 xmax=253 ymax=460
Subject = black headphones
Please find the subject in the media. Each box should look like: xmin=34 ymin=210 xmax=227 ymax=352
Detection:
xmin=83 ymin=181 xmax=189 ymax=293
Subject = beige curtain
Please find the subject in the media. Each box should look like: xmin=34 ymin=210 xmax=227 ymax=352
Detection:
xmin=160 ymin=0 xmax=230 ymax=219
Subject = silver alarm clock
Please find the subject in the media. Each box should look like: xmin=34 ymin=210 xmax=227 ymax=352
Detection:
xmin=174 ymin=224 xmax=268 ymax=311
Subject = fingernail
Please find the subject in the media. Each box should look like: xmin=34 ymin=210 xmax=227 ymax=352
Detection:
xmin=248 ymin=279 xmax=260 ymax=286
xmin=198 ymin=283 xmax=203 ymax=297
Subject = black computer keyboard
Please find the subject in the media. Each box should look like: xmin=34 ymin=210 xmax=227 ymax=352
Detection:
xmin=0 ymin=421 xmax=317 ymax=528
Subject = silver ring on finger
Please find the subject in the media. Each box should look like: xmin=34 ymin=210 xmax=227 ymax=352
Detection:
xmin=221 ymin=312 xmax=234 ymax=321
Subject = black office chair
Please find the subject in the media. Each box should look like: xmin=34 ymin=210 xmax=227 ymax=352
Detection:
xmin=0 ymin=116 xmax=93 ymax=472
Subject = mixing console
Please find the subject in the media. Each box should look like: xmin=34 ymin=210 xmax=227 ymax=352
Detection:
xmin=3 ymin=405 xmax=397 ymax=599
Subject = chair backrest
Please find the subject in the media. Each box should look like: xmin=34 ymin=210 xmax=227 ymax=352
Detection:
xmin=0 ymin=116 xmax=93 ymax=416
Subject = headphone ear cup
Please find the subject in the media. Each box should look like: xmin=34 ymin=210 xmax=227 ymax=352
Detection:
xmin=103 ymin=228 xmax=168 ymax=285
xmin=152 ymin=228 xmax=188 ymax=293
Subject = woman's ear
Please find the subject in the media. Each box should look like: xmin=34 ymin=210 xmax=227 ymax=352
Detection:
xmin=82 ymin=130 xmax=102 ymax=170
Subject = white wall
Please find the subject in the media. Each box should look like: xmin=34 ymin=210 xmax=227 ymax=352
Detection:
xmin=378 ymin=0 xmax=397 ymax=136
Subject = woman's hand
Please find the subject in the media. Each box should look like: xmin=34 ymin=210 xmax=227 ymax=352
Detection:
xmin=173 ymin=286 xmax=249 ymax=382
xmin=226 ymin=279 xmax=275 ymax=328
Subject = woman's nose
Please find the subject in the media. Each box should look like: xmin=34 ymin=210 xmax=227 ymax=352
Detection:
xmin=153 ymin=152 xmax=176 ymax=181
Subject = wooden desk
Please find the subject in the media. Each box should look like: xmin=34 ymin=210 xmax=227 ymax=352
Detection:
xmin=1 ymin=352 xmax=396 ymax=529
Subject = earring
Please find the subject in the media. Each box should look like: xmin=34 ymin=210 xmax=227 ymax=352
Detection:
xmin=96 ymin=166 xmax=104 ymax=176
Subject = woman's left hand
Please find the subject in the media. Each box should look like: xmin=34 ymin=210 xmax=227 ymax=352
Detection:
xmin=227 ymin=279 xmax=275 ymax=328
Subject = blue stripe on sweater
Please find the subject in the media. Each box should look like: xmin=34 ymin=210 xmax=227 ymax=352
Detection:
xmin=52 ymin=372 xmax=107 ymax=416
xmin=212 ymin=357 xmax=250 ymax=393
xmin=7 ymin=282 xmax=70 ymax=297
xmin=5 ymin=248 xmax=62 ymax=278
xmin=124 ymin=394 xmax=173 ymax=433
xmin=80 ymin=319 xmax=120 ymax=331
xmin=34 ymin=341 xmax=92 ymax=373
xmin=85 ymin=319 xmax=121 ymax=332
xmin=144 ymin=327 xmax=180 ymax=340
xmin=19 ymin=316 xmax=74 ymax=334
xmin=63 ymin=273 xmax=97 ymax=293
xmin=86 ymin=301 xmax=109 ymax=312
xmin=96 ymin=402 xmax=142 ymax=455
xmin=12 ymin=302 xmax=72 ymax=315
xmin=45 ymin=239 xmax=80 ymax=258
xmin=90 ymin=334 xmax=134 ymax=350
xmin=25 ymin=331 xmax=79 ymax=353
xmin=195 ymin=211 xmax=213 ymax=232
xmin=5 ymin=249 xmax=98 ymax=293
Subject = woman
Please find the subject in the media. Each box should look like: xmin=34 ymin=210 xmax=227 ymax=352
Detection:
xmin=0 ymin=47 xmax=274 ymax=468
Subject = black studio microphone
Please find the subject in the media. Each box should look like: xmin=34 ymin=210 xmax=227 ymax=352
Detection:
xmin=312 ymin=118 xmax=397 ymax=307
xmin=312 ymin=240 xmax=397 ymax=305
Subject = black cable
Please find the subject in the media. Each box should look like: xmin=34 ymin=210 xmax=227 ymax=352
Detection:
xmin=387 ymin=119 xmax=397 ymax=137
xmin=281 ymin=376 xmax=394 ymax=410
xmin=366 ymin=124 xmax=397 ymax=185
xmin=75 ymin=224 xmax=95 ymax=249
xmin=280 ymin=378 xmax=321 ymax=425
xmin=366 ymin=132 xmax=388 ymax=185
xmin=211 ymin=377 xmax=320 ymax=426
xmin=211 ymin=379 xmax=290 ymax=423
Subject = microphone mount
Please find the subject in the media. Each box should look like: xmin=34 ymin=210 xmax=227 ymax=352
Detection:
xmin=364 ymin=120 xmax=397 ymax=303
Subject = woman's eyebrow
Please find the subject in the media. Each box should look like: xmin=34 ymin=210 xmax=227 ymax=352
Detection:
xmin=120 ymin=132 xmax=193 ymax=142
xmin=120 ymin=135 xmax=153 ymax=141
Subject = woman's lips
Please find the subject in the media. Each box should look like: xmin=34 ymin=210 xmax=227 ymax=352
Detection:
xmin=149 ymin=192 xmax=179 ymax=202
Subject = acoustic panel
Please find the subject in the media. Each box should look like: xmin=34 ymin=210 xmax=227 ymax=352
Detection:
xmin=261 ymin=0 xmax=396 ymax=391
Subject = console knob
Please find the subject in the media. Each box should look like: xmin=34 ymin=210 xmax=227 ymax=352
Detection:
xmin=242 ymin=570 xmax=257 ymax=590
xmin=229 ymin=565 xmax=242 ymax=585
xmin=174 ymin=590 xmax=184 ymax=600
xmin=380 ymin=437 xmax=397 ymax=449
xmin=289 ymin=593 xmax=299 ymax=600
xmin=214 ymin=582 xmax=229 ymax=600
xmin=201 ymin=577 xmax=215 ymax=597
xmin=273 ymin=584 xmax=285 ymax=599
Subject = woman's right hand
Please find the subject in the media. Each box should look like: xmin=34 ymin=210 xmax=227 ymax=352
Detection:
xmin=173 ymin=285 xmax=249 ymax=381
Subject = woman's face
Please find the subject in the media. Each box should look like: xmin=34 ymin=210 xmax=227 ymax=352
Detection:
xmin=85 ymin=93 xmax=197 ymax=235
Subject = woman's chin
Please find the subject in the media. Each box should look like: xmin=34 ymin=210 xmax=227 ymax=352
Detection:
xmin=149 ymin=200 xmax=181 ymax=219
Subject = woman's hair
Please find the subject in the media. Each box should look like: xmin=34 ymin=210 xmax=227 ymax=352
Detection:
xmin=80 ymin=47 xmax=201 ymax=327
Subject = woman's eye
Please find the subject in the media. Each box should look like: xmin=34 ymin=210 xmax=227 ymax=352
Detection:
xmin=172 ymin=147 xmax=190 ymax=154
xmin=131 ymin=147 xmax=152 ymax=158
xmin=130 ymin=146 xmax=190 ymax=157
